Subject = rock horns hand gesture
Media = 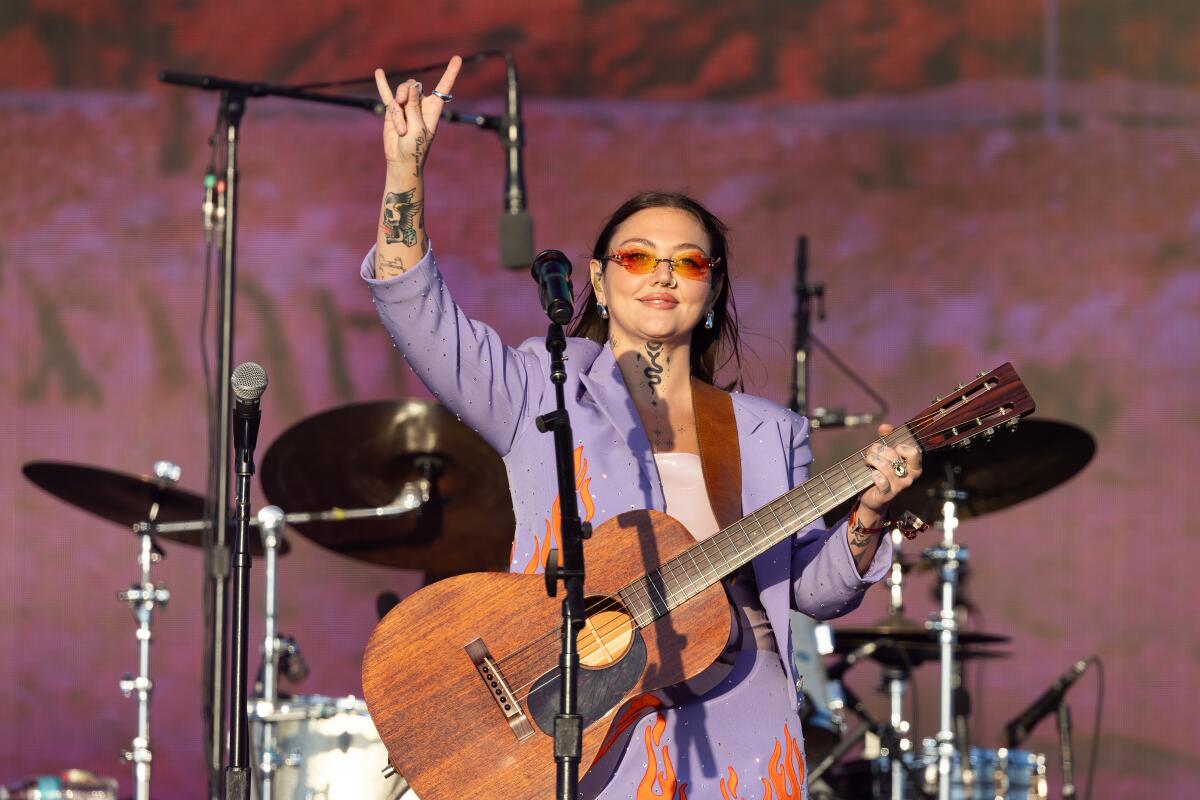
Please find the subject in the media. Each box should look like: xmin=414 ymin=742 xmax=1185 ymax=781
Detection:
xmin=374 ymin=55 xmax=462 ymax=175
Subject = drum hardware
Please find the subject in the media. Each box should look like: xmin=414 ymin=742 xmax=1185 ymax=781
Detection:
xmin=115 ymin=460 xmax=183 ymax=800
xmin=925 ymin=475 xmax=968 ymax=800
xmin=0 ymin=770 xmax=119 ymax=800
xmin=256 ymin=505 xmax=285 ymax=800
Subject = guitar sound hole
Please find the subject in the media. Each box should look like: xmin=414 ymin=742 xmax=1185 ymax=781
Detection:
xmin=579 ymin=597 xmax=634 ymax=668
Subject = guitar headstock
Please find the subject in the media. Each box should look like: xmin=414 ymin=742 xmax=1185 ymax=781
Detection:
xmin=906 ymin=363 xmax=1035 ymax=454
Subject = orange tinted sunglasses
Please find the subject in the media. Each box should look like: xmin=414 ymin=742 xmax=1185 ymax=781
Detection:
xmin=602 ymin=248 xmax=722 ymax=281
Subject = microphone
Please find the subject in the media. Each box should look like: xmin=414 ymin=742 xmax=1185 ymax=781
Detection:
xmin=810 ymin=407 xmax=875 ymax=430
xmin=1003 ymin=656 xmax=1094 ymax=747
xmin=499 ymin=53 xmax=533 ymax=269
xmin=230 ymin=362 xmax=268 ymax=458
xmin=531 ymin=250 xmax=574 ymax=325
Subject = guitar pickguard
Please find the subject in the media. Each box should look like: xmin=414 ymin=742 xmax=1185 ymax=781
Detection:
xmin=526 ymin=630 xmax=647 ymax=735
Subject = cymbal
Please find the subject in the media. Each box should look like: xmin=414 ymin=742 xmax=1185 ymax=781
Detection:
xmin=852 ymin=644 xmax=1010 ymax=670
xmin=21 ymin=461 xmax=284 ymax=555
xmin=832 ymin=616 xmax=1010 ymax=668
xmin=826 ymin=419 xmax=1095 ymax=526
xmin=259 ymin=400 xmax=515 ymax=579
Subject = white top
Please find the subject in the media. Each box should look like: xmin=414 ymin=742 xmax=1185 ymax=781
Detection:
xmin=652 ymin=452 xmax=721 ymax=542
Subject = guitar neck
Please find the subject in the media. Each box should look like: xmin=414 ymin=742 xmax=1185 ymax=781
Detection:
xmin=618 ymin=425 xmax=917 ymax=627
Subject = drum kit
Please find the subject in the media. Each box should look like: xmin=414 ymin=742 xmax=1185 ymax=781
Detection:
xmin=16 ymin=400 xmax=514 ymax=800
xmin=799 ymin=419 xmax=1096 ymax=800
xmin=15 ymin=396 xmax=1093 ymax=799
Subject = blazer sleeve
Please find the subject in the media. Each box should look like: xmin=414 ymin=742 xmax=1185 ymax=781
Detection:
xmin=361 ymin=244 xmax=545 ymax=456
xmin=786 ymin=411 xmax=893 ymax=620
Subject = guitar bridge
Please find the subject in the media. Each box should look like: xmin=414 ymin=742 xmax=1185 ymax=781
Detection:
xmin=465 ymin=638 xmax=535 ymax=741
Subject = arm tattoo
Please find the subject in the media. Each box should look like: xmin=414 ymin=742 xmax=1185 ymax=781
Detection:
xmin=381 ymin=189 xmax=422 ymax=246
xmin=643 ymin=341 xmax=665 ymax=405
xmin=375 ymin=253 xmax=407 ymax=278
xmin=849 ymin=528 xmax=878 ymax=573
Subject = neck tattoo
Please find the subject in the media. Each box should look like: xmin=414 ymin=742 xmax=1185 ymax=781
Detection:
xmin=642 ymin=342 xmax=665 ymax=405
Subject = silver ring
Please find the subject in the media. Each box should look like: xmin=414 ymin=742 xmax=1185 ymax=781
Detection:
xmin=431 ymin=90 xmax=453 ymax=102
xmin=891 ymin=459 xmax=908 ymax=478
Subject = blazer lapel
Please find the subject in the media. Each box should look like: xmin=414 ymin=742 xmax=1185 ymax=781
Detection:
xmin=578 ymin=344 xmax=664 ymax=511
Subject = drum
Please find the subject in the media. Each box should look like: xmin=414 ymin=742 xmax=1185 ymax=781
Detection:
xmin=250 ymin=694 xmax=416 ymax=800
xmin=919 ymin=741 xmax=1048 ymax=800
xmin=0 ymin=770 xmax=118 ymax=799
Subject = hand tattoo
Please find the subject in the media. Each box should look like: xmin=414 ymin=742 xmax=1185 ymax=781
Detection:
xmin=382 ymin=189 xmax=422 ymax=246
xmin=412 ymin=134 xmax=426 ymax=178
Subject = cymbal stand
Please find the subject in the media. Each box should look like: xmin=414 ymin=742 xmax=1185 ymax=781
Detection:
xmin=923 ymin=482 xmax=969 ymax=800
xmin=254 ymin=506 xmax=286 ymax=800
xmin=883 ymin=530 xmax=913 ymax=799
xmin=118 ymin=461 xmax=179 ymax=800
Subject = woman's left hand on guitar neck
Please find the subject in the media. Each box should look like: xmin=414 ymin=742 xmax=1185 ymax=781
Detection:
xmin=848 ymin=423 xmax=923 ymax=574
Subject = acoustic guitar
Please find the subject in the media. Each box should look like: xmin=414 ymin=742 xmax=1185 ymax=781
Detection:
xmin=361 ymin=363 xmax=1035 ymax=799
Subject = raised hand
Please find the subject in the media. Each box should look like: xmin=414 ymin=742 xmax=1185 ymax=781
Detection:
xmin=374 ymin=55 xmax=463 ymax=174
xmin=372 ymin=56 xmax=462 ymax=279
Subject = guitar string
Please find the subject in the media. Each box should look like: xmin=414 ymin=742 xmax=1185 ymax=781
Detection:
xmin=490 ymin=413 xmax=943 ymax=693
xmin=524 ymin=390 xmax=1013 ymax=679
xmin=490 ymin=381 xmax=1015 ymax=699
xmin=489 ymin=409 xmax=953 ymax=697
xmin=487 ymin=411 xmax=955 ymax=698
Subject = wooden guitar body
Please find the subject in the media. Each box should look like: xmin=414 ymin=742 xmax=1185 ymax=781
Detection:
xmin=361 ymin=509 xmax=729 ymax=800
xmin=362 ymin=363 xmax=1036 ymax=800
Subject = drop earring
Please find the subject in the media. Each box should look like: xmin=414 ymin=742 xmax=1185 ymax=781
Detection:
xmin=597 ymin=302 xmax=609 ymax=320
xmin=704 ymin=309 xmax=715 ymax=330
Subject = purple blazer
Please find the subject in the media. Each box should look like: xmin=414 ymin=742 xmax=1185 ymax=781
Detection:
xmin=362 ymin=246 xmax=891 ymax=796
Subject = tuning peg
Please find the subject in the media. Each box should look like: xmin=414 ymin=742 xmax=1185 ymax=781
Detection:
xmin=977 ymin=370 xmax=988 ymax=378
xmin=932 ymin=395 xmax=944 ymax=403
xmin=956 ymin=383 xmax=966 ymax=391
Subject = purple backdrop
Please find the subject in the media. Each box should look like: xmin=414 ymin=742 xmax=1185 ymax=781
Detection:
xmin=2 ymin=3 xmax=1198 ymax=798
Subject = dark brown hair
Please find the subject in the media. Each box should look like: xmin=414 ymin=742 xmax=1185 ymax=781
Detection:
xmin=567 ymin=191 xmax=743 ymax=390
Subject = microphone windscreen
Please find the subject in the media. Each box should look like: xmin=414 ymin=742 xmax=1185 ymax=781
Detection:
xmin=499 ymin=210 xmax=534 ymax=270
xmin=231 ymin=362 xmax=268 ymax=402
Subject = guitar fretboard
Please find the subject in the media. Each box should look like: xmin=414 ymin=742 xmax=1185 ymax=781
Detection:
xmin=618 ymin=425 xmax=916 ymax=626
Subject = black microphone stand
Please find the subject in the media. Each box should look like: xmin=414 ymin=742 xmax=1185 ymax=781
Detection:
xmin=536 ymin=321 xmax=590 ymax=800
xmin=158 ymin=70 xmax=380 ymax=800
xmin=789 ymin=235 xmax=823 ymax=416
xmin=1058 ymin=703 xmax=1076 ymax=798
xmin=225 ymin=407 xmax=257 ymax=800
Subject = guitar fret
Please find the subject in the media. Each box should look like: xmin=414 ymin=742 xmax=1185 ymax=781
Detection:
xmin=619 ymin=584 xmax=648 ymax=626
xmin=801 ymin=486 xmax=822 ymax=519
xmin=779 ymin=492 xmax=804 ymax=530
xmin=818 ymin=472 xmax=837 ymax=505
xmin=696 ymin=539 xmax=722 ymax=586
xmin=645 ymin=574 xmax=669 ymax=617
xmin=838 ymin=462 xmax=857 ymax=499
